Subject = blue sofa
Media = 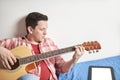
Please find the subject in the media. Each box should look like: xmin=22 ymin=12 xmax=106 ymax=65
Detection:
xmin=58 ymin=55 xmax=120 ymax=80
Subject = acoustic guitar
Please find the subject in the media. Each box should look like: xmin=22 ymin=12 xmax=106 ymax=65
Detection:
xmin=0 ymin=41 xmax=101 ymax=80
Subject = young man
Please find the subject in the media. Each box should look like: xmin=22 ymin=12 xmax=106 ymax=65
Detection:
xmin=0 ymin=12 xmax=85 ymax=80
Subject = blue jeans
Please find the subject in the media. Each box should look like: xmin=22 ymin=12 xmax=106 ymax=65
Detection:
xmin=17 ymin=74 xmax=39 ymax=80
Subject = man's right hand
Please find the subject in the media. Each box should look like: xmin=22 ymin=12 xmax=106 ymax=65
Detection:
xmin=0 ymin=47 xmax=16 ymax=69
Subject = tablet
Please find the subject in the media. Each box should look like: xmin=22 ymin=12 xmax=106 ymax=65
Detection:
xmin=88 ymin=66 xmax=115 ymax=80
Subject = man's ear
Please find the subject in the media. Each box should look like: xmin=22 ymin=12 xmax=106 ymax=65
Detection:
xmin=27 ymin=26 xmax=33 ymax=34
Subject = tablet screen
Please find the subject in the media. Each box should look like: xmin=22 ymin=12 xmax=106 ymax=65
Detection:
xmin=88 ymin=66 xmax=115 ymax=80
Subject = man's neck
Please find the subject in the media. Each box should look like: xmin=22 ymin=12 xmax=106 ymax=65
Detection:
xmin=26 ymin=35 xmax=41 ymax=45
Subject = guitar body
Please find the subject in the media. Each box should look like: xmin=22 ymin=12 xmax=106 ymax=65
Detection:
xmin=0 ymin=46 xmax=36 ymax=80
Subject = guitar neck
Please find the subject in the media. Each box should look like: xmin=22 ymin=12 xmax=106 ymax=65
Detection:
xmin=19 ymin=46 xmax=75 ymax=65
xmin=9 ymin=41 xmax=101 ymax=70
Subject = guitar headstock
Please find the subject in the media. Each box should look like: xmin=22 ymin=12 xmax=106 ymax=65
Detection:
xmin=82 ymin=41 xmax=101 ymax=53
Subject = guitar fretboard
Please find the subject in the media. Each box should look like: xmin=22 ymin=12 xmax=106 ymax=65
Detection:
xmin=19 ymin=46 xmax=75 ymax=65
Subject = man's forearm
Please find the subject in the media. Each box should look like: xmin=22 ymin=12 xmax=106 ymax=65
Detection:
xmin=61 ymin=58 xmax=77 ymax=73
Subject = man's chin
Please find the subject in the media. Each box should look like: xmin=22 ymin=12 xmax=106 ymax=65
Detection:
xmin=37 ymin=38 xmax=44 ymax=43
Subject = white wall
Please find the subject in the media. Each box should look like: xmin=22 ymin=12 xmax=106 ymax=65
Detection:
xmin=0 ymin=0 xmax=120 ymax=62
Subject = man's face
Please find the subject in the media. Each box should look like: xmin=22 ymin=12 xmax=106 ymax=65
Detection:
xmin=29 ymin=20 xmax=48 ymax=43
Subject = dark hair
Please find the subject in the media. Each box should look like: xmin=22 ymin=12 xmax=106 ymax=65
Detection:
xmin=25 ymin=12 xmax=48 ymax=32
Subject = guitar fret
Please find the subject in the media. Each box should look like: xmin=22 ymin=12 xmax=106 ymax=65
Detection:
xmin=19 ymin=55 xmax=38 ymax=65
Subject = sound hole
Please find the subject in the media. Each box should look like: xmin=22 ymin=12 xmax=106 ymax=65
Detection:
xmin=9 ymin=58 xmax=20 ymax=70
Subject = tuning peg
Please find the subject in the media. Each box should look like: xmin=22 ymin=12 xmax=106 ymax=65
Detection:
xmin=93 ymin=50 xmax=95 ymax=53
xmin=89 ymin=51 xmax=92 ymax=54
xmin=96 ymin=50 xmax=99 ymax=52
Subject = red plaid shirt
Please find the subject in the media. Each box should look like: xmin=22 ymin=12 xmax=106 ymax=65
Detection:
xmin=0 ymin=37 xmax=65 ymax=80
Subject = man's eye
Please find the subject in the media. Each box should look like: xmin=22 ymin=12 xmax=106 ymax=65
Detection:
xmin=40 ymin=29 xmax=44 ymax=30
xmin=40 ymin=29 xmax=43 ymax=30
xmin=40 ymin=29 xmax=46 ymax=31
